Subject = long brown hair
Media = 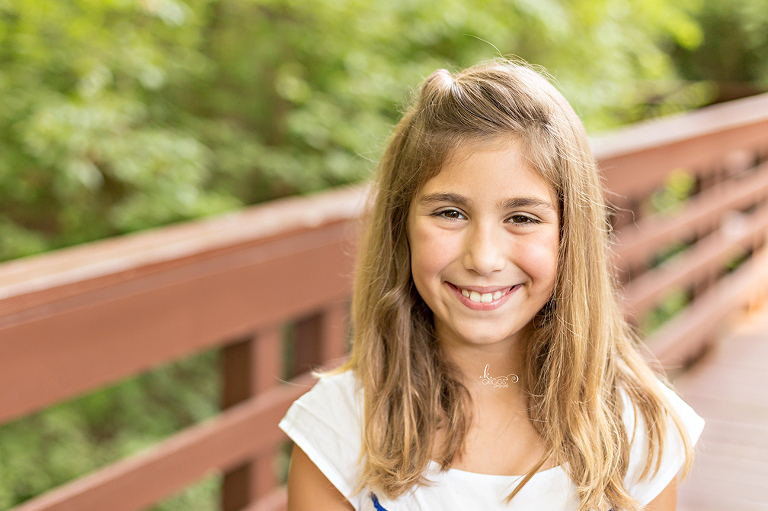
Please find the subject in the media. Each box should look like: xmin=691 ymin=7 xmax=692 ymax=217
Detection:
xmin=345 ymin=60 xmax=692 ymax=511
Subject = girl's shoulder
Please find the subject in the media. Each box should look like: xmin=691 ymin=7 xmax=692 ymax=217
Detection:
xmin=618 ymin=379 xmax=704 ymax=432
xmin=279 ymin=370 xmax=366 ymax=506
xmin=280 ymin=369 xmax=362 ymax=438
xmin=296 ymin=370 xmax=361 ymax=407
xmin=618 ymin=378 xmax=705 ymax=443
xmin=619 ymin=379 xmax=705 ymax=504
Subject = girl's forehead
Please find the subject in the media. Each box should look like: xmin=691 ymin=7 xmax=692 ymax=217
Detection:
xmin=416 ymin=139 xmax=558 ymax=208
xmin=441 ymin=137 xmax=550 ymax=178
xmin=443 ymin=135 xmax=522 ymax=164
xmin=440 ymin=135 xmax=551 ymax=179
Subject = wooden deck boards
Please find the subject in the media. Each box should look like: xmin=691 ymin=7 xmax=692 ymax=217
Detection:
xmin=674 ymin=308 xmax=768 ymax=510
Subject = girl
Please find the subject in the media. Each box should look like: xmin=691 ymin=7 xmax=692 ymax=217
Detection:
xmin=280 ymin=60 xmax=704 ymax=511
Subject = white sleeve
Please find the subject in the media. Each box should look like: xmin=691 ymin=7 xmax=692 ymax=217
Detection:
xmin=279 ymin=371 xmax=366 ymax=508
xmin=623 ymin=381 xmax=705 ymax=505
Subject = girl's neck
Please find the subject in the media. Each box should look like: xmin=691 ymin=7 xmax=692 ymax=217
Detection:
xmin=435 ymin=329 xmax=549 ymax=477
xmin=439 ymin=324 xmax=527 ymax=394
xmin=436 ymin=329 xmax=529 ymax=400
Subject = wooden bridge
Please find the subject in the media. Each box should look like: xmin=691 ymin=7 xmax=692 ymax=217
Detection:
xmin=2 ymin=92 xmax=768 ymax=511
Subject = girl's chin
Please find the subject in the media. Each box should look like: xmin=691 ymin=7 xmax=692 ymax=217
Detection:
xmin=437 ymin=328 xmax=523 ymax=348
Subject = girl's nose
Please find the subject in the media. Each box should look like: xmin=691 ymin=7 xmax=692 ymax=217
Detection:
xmin=463 ymin=224 xmax=506 ymax=275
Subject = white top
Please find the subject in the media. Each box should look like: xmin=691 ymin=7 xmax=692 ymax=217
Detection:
xmin=279 ymin=371 xmax=704 ymax=511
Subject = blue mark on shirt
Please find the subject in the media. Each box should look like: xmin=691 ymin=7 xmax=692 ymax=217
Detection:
xmin=370 ymin=493 xmax=388 ymax=511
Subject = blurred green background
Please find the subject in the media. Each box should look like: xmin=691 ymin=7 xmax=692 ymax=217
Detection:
xmin=0 ymin=0 xmax=767 ymax=509
xmin=2 ymin=0 xmax=768 ymax=263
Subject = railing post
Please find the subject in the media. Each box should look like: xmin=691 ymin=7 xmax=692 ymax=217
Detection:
xmin=221 ymin=325 xmax=283 ymax=511
xmin=291 ymin=301 xmax=349 ymax=378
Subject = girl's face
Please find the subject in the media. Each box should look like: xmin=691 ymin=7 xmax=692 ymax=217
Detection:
xmin=407 ymin=139 xmax=559 ymax=351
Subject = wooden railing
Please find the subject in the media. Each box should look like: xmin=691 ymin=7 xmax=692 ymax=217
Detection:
xmin=2 ymin=92 xmax=768 ymax=511
xmin=598 ymin=94 xmax=768 ymax=367
xmin=0 ymin=187 xmax=365 ymax=511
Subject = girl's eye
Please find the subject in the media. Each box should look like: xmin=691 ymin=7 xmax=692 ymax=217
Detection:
xmin=508 ymin=214 xmax=538 ymax=225
xmin=434 ymin=209 xmax=465 ymax=220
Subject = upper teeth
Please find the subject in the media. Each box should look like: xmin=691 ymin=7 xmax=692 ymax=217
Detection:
xmin=461 ymin=289 xmax=503 ymax=303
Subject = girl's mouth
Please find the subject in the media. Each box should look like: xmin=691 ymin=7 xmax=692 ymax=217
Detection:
xmin=460 ymin=288 xmax=507 ymax=303
xmin=448 ymin=283 xmax=521 ymax=309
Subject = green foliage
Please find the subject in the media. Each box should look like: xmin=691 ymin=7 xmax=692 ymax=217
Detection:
xmin=668 ymin=0 xmax=768 ymax=103
xmin=641 ymin=287 xmax=690 ymax=334
xmin=0 ymin=0 xmax=712 ymax=262
xmin=150 ymin=473 xmax=221 ymax=511
xmin=0 ymin=0 xmax=231 ymax=257
xmin=648 ymin=169 xmax=697 ymax=215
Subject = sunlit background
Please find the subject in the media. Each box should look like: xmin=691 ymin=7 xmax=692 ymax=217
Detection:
xmin=0 ymin=0 xmax=767 ymax=509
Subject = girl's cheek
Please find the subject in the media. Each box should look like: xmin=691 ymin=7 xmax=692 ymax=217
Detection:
xmin=520 ymin=233 xmax=559 ymax=277
xmin=409 ymin=221 xmax=463 ymax=282
xmin=414 ymin=228 xmax=449 ymax=264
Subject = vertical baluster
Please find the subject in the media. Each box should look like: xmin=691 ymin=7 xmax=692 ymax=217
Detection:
xmin=221 ymin=325 xmax=283 ymax=511
xmin=318 ymin=300 xmax=350 ymax=364
xmin=291 ymin=301 xmax=349 ymax=378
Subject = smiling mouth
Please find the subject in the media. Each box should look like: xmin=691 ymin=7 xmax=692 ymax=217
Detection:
xmin=452 ymin=284 xmax=518 ymax=304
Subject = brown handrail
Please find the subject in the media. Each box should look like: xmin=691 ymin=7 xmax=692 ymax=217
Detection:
xmin=593 ymin=92 xmax=768 ymax=201
xmin=2 ymin=93 xmax=768 ymax=511
xmin=0 ymin=186 xmax=365 ymax=425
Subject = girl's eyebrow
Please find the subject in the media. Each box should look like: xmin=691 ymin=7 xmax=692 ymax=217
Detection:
xmin=417 ymin=193 xmax=470 ymax=207
xmin=499 ymin=197 xmax=555 ymax=211
xmin=417 ymin=193 xmax=554 ymax=211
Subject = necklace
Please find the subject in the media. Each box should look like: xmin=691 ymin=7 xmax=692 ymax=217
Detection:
xmin=479 ymin=364 xmax=519 ymax=389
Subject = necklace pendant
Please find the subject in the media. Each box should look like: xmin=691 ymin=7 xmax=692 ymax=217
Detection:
xmin=479 ymin=364 xmax=519 ymax=388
